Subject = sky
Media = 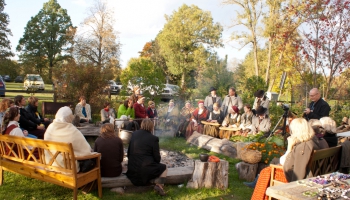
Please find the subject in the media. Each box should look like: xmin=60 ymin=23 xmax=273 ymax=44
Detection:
xmin=4 ymin=0 xmax=250 ymax=69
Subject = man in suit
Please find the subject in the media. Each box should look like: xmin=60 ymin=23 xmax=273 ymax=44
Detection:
xmin=303 ymin=88 xmax=330 ymax=120
xmin=204 ymin=87 xmax=222 ymax=112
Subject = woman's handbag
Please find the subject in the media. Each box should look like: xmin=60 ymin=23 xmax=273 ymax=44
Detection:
xmin=79 ymin=159 xmax=96 ymax=173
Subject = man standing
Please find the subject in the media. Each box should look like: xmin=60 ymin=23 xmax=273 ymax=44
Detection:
xmin=252 ymin=89 xmax=270 ymax=115
xmin=204 ymin=87 xmax=222 ymax=112
xmin=221 ymin=87 xmax=243 ymax=117
xmin=303 ymin=88 xmax=330 ymax=120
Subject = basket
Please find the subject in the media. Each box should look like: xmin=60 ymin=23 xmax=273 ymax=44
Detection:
xmin=240 ymin=149 xmax=262 ymax=164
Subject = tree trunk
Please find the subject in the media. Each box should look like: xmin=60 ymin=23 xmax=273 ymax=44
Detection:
xmin=253 ymin=39 xmax=259 ymax=77
xmin=186 ymin=159 xmax=229 ymax=189
xmin=236 ymin=161 xmax=258 ymax=181
xmin=265 ymin=38 xmax=273 ymax=84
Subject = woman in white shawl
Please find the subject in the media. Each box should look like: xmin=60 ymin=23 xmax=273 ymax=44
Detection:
xmin=44 ymin=106 xmax=93 ymax=172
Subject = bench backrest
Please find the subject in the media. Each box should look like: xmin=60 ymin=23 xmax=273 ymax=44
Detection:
xmin=0 ymin=135 xmax=77 ymax=174
xmin=308 ymin=145 xmax=342 ymax=176
xmin=41 ymin=102 xmax=74 ymax=118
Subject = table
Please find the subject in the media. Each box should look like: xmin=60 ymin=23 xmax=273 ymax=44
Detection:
xmin=77 ymin=123 xmax=101 ymax=136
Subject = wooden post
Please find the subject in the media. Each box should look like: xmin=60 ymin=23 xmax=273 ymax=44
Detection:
xmin=187 ymin=159 xmax=229 ymax=189
xmin=236 ymin=161 xmax=258 ymax=181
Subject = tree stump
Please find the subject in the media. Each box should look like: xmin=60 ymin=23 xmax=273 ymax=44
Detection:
xmin=186 ymin=159 xmax=229 ymax=189
xmin=236 ymin=161 xmax=258 ymax=181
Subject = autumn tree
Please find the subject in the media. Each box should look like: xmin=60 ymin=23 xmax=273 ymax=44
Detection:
xmin=74 ymin=0 xmax=120 ymax=69
xmin=0 ymin=0 xmax=13 ymax=59
xmin=157 ymin=4 xmax=223 ymax=90
xmin=16 ymin=0 xmax=74 ymax=82
xmin=223 ymin=0 xmax=263 ymax=77
xmin=299 ymin=0 xmax=350 ymax=99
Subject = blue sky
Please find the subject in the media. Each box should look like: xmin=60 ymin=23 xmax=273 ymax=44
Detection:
xmin=5 ymin=0 xmax=250 ymax=68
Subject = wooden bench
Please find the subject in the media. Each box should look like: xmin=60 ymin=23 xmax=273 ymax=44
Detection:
xmin=41 ymin=101 xmax=73 ymax=118
xmin=0 ymin=135 xmax=102 ymax=200
xmin=269 ymin=145 xmax=342 ymax=187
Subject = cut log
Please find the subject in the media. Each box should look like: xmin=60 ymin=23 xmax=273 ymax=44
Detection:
xmin=187 ymin=160 xmax=229 ymax=189
xmin=236 ymin=161 xmax=258 ymax=181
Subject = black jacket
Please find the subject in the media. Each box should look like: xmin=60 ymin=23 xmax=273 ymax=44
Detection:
xmin=304 ymin=98 xmax=330 ymax=120
xmin=25 ymin=104 xmax=43 ymax=125
xmin=126 ymin=129 xmax=166 ymax=186
xmin=18 ymin=107 xmax=38 ymax=130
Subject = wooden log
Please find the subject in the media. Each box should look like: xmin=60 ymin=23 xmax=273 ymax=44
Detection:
xmin=236 ymin=161 xmax=258 ymax=181
xmin=101 ymin=167 xmax=193 ymax=188
xmin=187 ymin=160 xmax=229 ymax=189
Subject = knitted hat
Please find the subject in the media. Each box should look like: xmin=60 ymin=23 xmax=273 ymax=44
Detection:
xmin=231 ymin=105 xmax=239 ymax=114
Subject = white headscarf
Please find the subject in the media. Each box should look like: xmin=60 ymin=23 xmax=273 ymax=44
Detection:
xmin=54 ymin=106 xmax=75 ymax=123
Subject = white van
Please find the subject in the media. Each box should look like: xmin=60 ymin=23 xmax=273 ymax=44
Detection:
xmin=24 ymin=74 xmax=45 ymax=90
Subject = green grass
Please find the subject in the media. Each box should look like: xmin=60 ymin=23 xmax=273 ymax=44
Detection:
xmin=0 ymin=137 xmax=253 ymax=200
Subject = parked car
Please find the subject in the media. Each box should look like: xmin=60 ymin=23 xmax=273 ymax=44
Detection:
xmin=150 ymin=84 xmax=180 ymax=100
xmin=14 ymin=76 xmax=23 ymax=83
xmin=0 ymin=76 xmax=5 ymax=97
xmin=24 ymin=74 xmax=45 ymax=90
xmin=104 ymin=80 xmax=121 ymax=95
xmin=3 ymin=75 xmax=11 ymax=82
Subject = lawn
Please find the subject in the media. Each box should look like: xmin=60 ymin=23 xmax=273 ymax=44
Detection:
xmin=0 ymin=137 xmax=254 ymax=200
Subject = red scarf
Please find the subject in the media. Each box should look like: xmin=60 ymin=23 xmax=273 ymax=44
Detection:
xmin=104 ymin=108 xmax=109 ymax=112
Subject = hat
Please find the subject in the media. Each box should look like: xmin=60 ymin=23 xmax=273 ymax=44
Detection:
xmin=198 ymin=100 xmax=204 ymax=105
xmin=255 ymin=106 xmax=267 ymax=115
xmin=231 ymin=105 xmax=239 ymax=114
xmin=209 ymin=87 xmax=217 ymax=92
xmin=254 ymin=90 xmax=265 ymax=98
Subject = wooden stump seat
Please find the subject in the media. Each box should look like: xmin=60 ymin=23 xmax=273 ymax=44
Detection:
xmin=0 ymin=135 xmax=102 ymax=200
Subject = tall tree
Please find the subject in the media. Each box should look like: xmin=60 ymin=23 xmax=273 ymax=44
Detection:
xmin=223 ymin=0 xmax=263 ymax=77
xmin=157 ymin=4 xmax=223 ymax=90
xmin=16 ymin=0 xmax=74 ymax=82
xmin=0 ymin=0 xmax=13 ymax=59
xmin=74 ymin=0 xmax=121 ymax=69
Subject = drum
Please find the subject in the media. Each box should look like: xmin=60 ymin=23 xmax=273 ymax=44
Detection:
xmin=219 ymin=126 xmax=241 ymax=139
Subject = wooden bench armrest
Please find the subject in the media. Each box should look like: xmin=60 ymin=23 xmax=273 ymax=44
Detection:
xmin=75 ymin=153 xmax=101 ymax=161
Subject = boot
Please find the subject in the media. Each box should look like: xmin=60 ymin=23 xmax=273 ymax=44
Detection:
xmin=243 ymin=174 xmax=259 ymax=188
xmin=154 ymin=184 xmax=166 ymax=196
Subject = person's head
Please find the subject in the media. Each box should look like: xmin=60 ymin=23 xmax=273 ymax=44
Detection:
xmin=228 ymin=87 xmax=236 ymax=96
xmin=14 ymin=95 xmax=26 ymax=107
xmin=104 ymin=102 xmax=110 ymax=109
xmin=185 ymin=100 xmax=191 ymax=108
xmin=198 ymin=100 xmax=204 ymax=109
xmin=123 ymin=99 xmax=129 ymax=108
xmin=243 ymin=104 xmax=251 ymax=113
xmin=0 ymin=98 xmax=14 ymax=112
xmin=209 ymin=87 xmax=217 ymax=96
xmin=27 ymin=96 xmax=39 ymax=107
xmin=133 ymin=86 xmax=140 ymax=95
xmin=2 ymin=107 xmax=20 ymax=132
xmin=169 ymin=99 xmax=175 ymax=107
xmin=254 ymin=90 xmax=265 ymax=99
xmin=140 ymin=118 xmax=154 ymax=132
xmin=148 ymin=101 xmax=155 ymax=108
xmin=213 ymin=103 xmax=219 ymax=111
xmin=54 ymin=106 xmax=74 ymax=123
xmin=309 ymin=88 xmax=321 ymax=102
xmin=309 ymin=119 xmax=324 ymax=135
xmin=137 ymin=95 xmax=145 ymax=104
xmin=319 ymin=117 xmax=337 ymax=133
xmin=79 ymin=96 xmax=86 ymax=105
xmin=289 ymin=118 xmax=315 ymax=142
xmin=230 ymin=105 xmax=239 ymax=114
xmin=99 ymin=123 xmax=116 ymax=139
xmin=255 ymin=106 xmax=267 ymax=118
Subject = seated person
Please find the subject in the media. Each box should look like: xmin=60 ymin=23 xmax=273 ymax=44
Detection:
xmin=252 ymin=89 xmax=269 ymax=115
xmin=126 ymin=119 xmax=167 ymax=196
xmin=75 ymin=96 xmax=92 ymax=123
xmin=250 ymin=106 xmax=271 ymax=135
xmin=146 ymin=101 xmax=158 ymax=119
xmin=309 ymin=119 xmax=329 ymax=149
xmin=320 ymin=117 xmax=338 ymax=147
xmin=1 ymin=107 xmax=36 ymax=138
xmin=185 ymin=100 xmax=208 ymax=139
xmin=100 ymin=102 xmax=115 ymax=124
xmin=25 ymin=96 xmax=51 ymax=128
xmin=133 ymin=95 xmax=147 ymax=126
xmin=117 ymin=98 xmax=135 ymax=119
xmin=239 ymin=104 xmax=253 ymax=135
xmin=222 ymin=105 xmax=241 ymax=128
xmin=94 ymin=123 xmax=124 ymax=177
xmin=207 ymin=103 xmax=224 ymax=124
xmin=44 ymin=106 xmax=94 ymax=172
xmin=14 ymin=95 xmax=45 ymax=139
xmin=158 ymin=99 xmax=180 ymax=133
xmin=0 ymin=98 xmax=14 ymax=130
xmin=176 ymin=101 xmax=195 ymax=137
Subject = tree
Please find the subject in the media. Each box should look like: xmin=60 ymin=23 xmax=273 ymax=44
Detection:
xmin=0 ymin=0 xmax=13 ymax=59
xmin=223 ymin=0 xmax=263 ymax=77
xmin=157 ymin=4 xmax=223 ymax=90
xmin=299 ymin=0 xmax=350 ymax=99
xmin=16 ymin=0 xmax=74 ymax=82
xmin=74 ymin=0 xmax=121 ymax=69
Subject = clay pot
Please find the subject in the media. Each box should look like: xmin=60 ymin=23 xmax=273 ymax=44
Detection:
xmin=199 ymin=153 xmax=209 ymax=162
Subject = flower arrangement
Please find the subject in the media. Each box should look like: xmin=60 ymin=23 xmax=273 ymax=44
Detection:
xmin=243 ymin=141 xmax=286 ymax=164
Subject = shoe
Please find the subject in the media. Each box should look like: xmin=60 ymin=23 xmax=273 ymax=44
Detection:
xmin=243 ymin=174 xmax=259 ymax=188
xmin=154 ymin=184 xmax=166 ymax=196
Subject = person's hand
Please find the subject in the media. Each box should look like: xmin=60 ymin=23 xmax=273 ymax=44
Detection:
xmin=44 ymin=118 xmax=49 ymax=121
xmin=37 ymin=125 xmax=45 ymax=130
xmin=304 ymin=108 xmax=311 ymax=115
xmin=23 ymin=130 xmax=28 ymax=136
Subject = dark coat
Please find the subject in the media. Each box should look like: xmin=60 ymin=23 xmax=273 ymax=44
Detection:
xmin=304 ymin=98 xmax=330 ymax=120
xmin=126 ymin=129 xmax=166 ymax=186
xmin=146 ymin=107 xmax=158 ymax=118
xmin=25 ymin=104 xmax=43 ymax=125
xmin=94 ymin=136 xmax=124 ymax=177
xmin=133 ymin=103 xmax=147 ymax=119
xmin=18 ymin=107 xmax=38 ymax=130
xmin=283 ymin=136 xmax=321 ymax=182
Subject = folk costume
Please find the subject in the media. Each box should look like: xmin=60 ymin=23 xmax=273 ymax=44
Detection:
xmin=185 ymin=101 xmax=209 ymax=139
